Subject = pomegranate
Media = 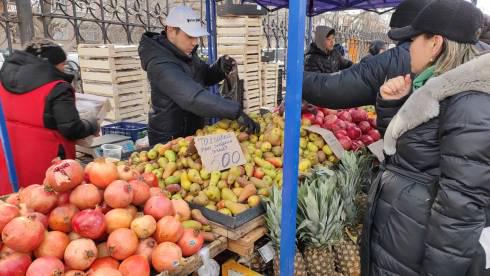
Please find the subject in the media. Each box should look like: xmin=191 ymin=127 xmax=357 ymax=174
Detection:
xmin=346 ymin=126 xmax=362 ymax=140
xmin=338 ymin=136 xmax=353 ymax=150
xmin=105 ymin=208 xmax=133 ymax=233
xmin=34 ymin=231 xmax=70 ymax=259
xmin=369 ymin=117 xmax=377 ymax=128
xmin=130 ymin=215 xmax=156 ymax=239
xmin=151 ymin=242 xmax=182 ymax=272
xmin=178 ymin=229 xmax=204 ymax=257
xmin=19 ymin=184 xmax=41 ymax=204
xmin=2 ymin=216 xmax=45 ymax=253
xmin=95 ymin=201 xmax=112 ymax=214
xmin=117 ymin=165 xmax=139 ymax=181
xmin=144 ymin=196 xmax=174 ymax=220
xmin=89 ymin=267 xmax=122 ymax=276
xmin=5 ymin=193 xmax=20 ymax=206
xmin=24 ymin=185 xmax=58 ymax=214
xmin=350 ymin=109 xmax=369 ymax=123
xmin=87 ymin=158 xmax=118 ymax=189
xmin=149 ymin=187 xmax=165 ymax=197
xmin=107 ymin=228 xmax=138 ymax=260
xmin=25 ymin=212 xmax=48 ymax=229
xmin=154 ymin=216 xmax=184 ymax=243
xmin=136 ymin=238 xmax=157 ymax=263
xmin=68 ymin=232 xmax=82 ymax=241
xmin=171 ymin=199 xmax=191 ymax=221
xmin=72 ymin=209 xmax=106 ymax=239
xmin=358 ymin=121 xmax=372 ymax=134
xmin=97 ymin=242 xmax=110 ymax=258
xmin=26 ymin=256 xmax=64 ymax=276
xmin=57 ymin=191 xmax=70 ymax=205
xmin=129 ymin=178 xmax=150 ymax=206
xmin=334 ymin=129 xmax=348 ymax=139
xmin=70 ymin=184 xmax=101 ymax=210
xmin=48 ymin=204 xmax=79 ymax=233
xmin=119 ymin=255 xmax=150 ymax=276
xmin=142 ymin=172 xmax=158 ymax=187
xmin=64 ymin=238 xmax=97 ymax=270
xmin=0 ymin=203 xmax=20 ymax=233
xmin=104 ymin=180 xmax=134 ymax=208
xmin=45 ymin=159 xmax=84 ymax=192
xmin=0 ymin=251 xmax=32 ymax=276
xmin=90 ymin=256 xmax=119 ymax=271
xmin=360 ymin=135 xmax=375 ymax=146
xmin=64 ymin=270 xmax=86 ymax=276
xmin=338 ymin=111 xmax=352 ymax=122
xmin=368 ymin=129 xmax=381 ymax=141
xmin=351 ymin=140 xmax=365 ymax=151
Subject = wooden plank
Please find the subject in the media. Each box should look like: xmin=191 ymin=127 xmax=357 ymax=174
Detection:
xmin=159 ymin=236 xmax=228 ymax=276
xmin=209 ymin=215 xmax=265 ymax=241
xmin=217 ymin=17 xmax=248 ymax=27
xmin=227 ymin=227 xmax=267 ymax=257
xmin=83 ymin=82 xmax=145 ymax=97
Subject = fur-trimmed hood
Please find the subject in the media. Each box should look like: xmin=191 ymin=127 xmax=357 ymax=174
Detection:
xmin=384 ymin=53 xmax=490 ymax=155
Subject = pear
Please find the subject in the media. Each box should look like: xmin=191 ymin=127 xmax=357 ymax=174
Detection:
xmin=221 ymin=188 xmax=238 ymax=202
xmin=247 ymin=195 xmax=261 ymax=207
xmin=205 ymin=186 xmax=221 ymax=202
xmin=192 ymin=192 xmax=209 ymax=206
xmin=218 ymin=208 xmax=232 ymax=216
xmin=189 ymin=183 xmax=201 ymax=196
xmin=224 ymin=200 xmax=249 ymax=215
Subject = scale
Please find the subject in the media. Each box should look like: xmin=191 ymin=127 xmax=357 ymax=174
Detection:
xmin=76 ymin=134 xmax=134 ymax=158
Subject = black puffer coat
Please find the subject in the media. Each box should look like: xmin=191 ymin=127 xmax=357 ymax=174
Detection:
xmin=303 ymin=42 xmax=411 ymax=135
xmin=139 ymin=32 xmax=241 ymax=145
xmin=362 ymin=53 xmax=490 ymax=276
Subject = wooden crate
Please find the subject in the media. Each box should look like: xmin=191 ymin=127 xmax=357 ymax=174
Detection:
xmin=227 ymin=227 xmax=268 ymax=257
xmin=209 ymin=215 xmax=265 ymax=241
xmin=261 ymin=63 xmax=279 ymax=108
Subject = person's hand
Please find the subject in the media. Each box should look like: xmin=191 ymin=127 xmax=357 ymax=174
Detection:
xmin=380 ymin=74 xmax=412 ymax=100
xmin=237 ymin=112 xmax=260 ymax=134
xmin=218 ymin=55 xmax=236 ymax=75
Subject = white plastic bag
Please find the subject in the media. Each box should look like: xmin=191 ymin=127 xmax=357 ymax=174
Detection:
xmin=135 ymin=136 xmax=149 ymax=150
xmin=197 ymin=247 xmax=220 ymax=276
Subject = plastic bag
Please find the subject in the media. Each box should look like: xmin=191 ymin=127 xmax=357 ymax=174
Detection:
xmin=135 ymin=136 xmax=149 ymax=150
xmin=197 ymin=247 xmax=220 ymax=276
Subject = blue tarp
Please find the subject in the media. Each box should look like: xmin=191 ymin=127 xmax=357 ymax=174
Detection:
xmin=245 ymin=0 xmax=402 ymax=16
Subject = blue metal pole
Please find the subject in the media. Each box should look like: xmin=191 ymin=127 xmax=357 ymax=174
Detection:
xmin=0 ymin=101 xmax=19 ymax=192
xmin=280 ymin=0 xmax=306 ymax=274
xmin=205 ymin=0 xmax=219 ymax=124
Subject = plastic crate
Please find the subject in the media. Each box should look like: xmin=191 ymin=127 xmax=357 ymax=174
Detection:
xmin=101 ymin=122 xmax=148 ymax=142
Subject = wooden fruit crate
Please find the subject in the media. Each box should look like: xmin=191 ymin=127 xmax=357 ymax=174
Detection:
xmin=227 ymin=227 xmax=268 ymax=257
xmin=261 ymin=63 xmax=280 ymax=108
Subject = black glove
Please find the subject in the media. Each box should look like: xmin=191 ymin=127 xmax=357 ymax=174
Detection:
xmin=218 ymin=55 xmax=236 ymax=75
xmin=237 ymin=111 xmax=260 ymax=134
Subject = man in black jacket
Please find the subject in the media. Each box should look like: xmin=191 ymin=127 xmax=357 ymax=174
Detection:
xmin=139 ymin=6 xmax=259 ymax=145
xmin=304 ymin=26 xmax=353 ymax=73
xmin=302 ymin=0 xmax=433 ymax=135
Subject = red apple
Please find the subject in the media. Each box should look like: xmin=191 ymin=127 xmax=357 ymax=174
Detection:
xmin=335 ymin=130 xmax=348 ymax=139
xmin=321 ymin=108 xmax=337 ymax=115
xmin=351 ymin=140 xmax=365 ymax=151
xmin=358 ymin=121 xmax=372 ymax=134
xmin=338 ymin=136 xmax=352 ymax=150
xmin=368 ymin=118 xmax=377 ymax=128
xmin=368 ymin=129 xmax=381 ymax=141
xmin=302 ymin=113 xmax=315 ymax=121
xmin=360 ymin=135 xmax=375 ymax=145
xmin=347 ymin=126 xmax=362 ymax=140
xmin=338 ymin=111 xmax=352 ymax=122
xmin=323 ymin=114 xmax=338 ymax=125
xmin=316 ymin=110 xmax=325 ymax=118
xmin=350 ymin=109 xmax=369 ymax=123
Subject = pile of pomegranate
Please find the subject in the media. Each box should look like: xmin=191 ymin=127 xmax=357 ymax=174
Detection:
xmin=0 ymin=158 xmax=211 ymax=276
xmin=301 ymin=106 xmax=381 ymax=151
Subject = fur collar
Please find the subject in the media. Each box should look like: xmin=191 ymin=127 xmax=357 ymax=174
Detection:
xmin=384 ymin=53 xmax=490 ymax=155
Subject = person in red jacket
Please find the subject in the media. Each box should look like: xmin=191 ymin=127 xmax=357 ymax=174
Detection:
xmin=0 ymin=40 xmax=98 ymax=195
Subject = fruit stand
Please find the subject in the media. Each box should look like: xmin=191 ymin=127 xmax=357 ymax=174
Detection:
xmin=0 ymin=1 xmax=404 ymax=275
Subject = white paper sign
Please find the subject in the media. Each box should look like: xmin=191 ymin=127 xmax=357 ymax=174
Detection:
xmin=194 ymin=133 xmax=246 ymax=172
xmin=368 ymin=139 xmax=385 ymax=162
xmin=258 ymin=241 xmax=275 ymax=264
xmin=304 ymin=126 xmax=345 ymax=159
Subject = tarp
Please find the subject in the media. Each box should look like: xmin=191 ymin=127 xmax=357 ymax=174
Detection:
xmin=245 ymin=0 xmax=402 ymax=16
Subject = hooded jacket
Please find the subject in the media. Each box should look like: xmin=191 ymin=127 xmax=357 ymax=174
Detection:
xmin=139 ymin=32 xmax=241 ymax=145
xmin=303 ymin=41 xmax=412 ymax=135
xmin=362 ymin=53 xmax=490 ymax=276
xmin=304 ymin=26 xmax=353 ymax=73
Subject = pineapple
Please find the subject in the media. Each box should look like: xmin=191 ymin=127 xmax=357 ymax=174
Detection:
xmin=265 ymin=185 xmax=308 ymax=276
xmin=297 ymin=167 xmax=344 ymax=276
xmin=333 ymin=151 xmax=373 ymax=276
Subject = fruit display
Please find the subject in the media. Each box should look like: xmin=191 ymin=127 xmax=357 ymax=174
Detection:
xmin=300 ymin=105 xmax=381 ymax=151
xmin=0 ymin=158 xmax=218 ymax=275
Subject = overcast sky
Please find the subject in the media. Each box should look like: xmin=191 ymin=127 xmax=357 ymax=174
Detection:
xmin=478 ymin=1 xmax=490 ymax=14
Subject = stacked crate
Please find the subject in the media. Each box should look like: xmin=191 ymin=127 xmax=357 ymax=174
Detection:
xmin=217 ymin=16 xmax=263 ymax=113
xmin=261 ymin=63 xmax=279 ymax=108
xmin=78 ymin=44 xmax=148 ymax=123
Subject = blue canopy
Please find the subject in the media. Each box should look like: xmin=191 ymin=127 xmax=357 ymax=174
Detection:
xmin=245 ymin=0 xmax=402 ymax=16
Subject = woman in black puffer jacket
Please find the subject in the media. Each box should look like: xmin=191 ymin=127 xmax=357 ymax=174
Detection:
xmin=361 ymin=0 xmax=490 ymax=275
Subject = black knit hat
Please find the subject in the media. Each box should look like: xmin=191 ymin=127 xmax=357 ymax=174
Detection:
xmin=389 ymin=0 xmax=483 ymax=44
xmin=389 ymin=0 xmax=433 ymax=28
xmin=25 ymin=40 xmax=67 ymax=65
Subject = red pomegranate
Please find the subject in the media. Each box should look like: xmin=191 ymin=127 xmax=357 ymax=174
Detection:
xmin=177 ymin=229 xmax=204 ymax=257
xmin=105 ymin=208 xmax=133 ymax=233
xmin=144 ymin=196 xmax=174 ymax=220
xmin=45 ymin=159 xmax=84 ymax=192
xmin=1 ymin=216 xmax=45 ymax=253
xmin=129 ymin=178 xmax=150 ymax=206
xmin=48 ymin=204 xmax=79 ymax=233
xmin=104 ymin=180 xmax=134 ymax=208
xmin=107 ymin=228 xmax=138 ymax=261
xmin=69 ymin=184 xmax=101 ymax=210
xmin=89 ymin=256 xmax=120 ymax=271
xmin=86 ymin=158 xmax=118 ymax=189
xmin=119 ymin=255 xmax=150 ymax=276
xmin=154 ymin=216 xmax=184 ymax=243
xmin=26 ymin=256 xmax=64 ymax=276
xmin=24 ymin=212 xmax=48 ymax=229
xmin=24 ymin=185 xmax=58 ymax=214
xmin=0 ymin=203 xmax=20 ymax=233
xmin=64 ymin=238 xmax=98 ymax=271
xmin=136 ymin=238 xmax=157 ymax=263
xmin=64 ymin=270 xmax=86 ymax=276
xmin=71 ymin=209 xmax=106 ymax=239
xmin=0 ymin=251 xmax=32 ymax=276
xmin=34 ymin=231 xmax=70 ymax=259
xmin=151 ymin=242 xmax=182 ymax=272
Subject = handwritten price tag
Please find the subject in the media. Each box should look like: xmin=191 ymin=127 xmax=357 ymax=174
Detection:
xmin=304 ymin=126 xmax=345 ymax=159
xmin=194 ymin=132 xmax=246 ymax=172
xmin=368 ymin=139 xmax=385 ymax=162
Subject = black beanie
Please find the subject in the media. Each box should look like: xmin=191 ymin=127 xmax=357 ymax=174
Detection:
xmin=390 ymin=0 xmax=433 ymax=29
xmin=25 ymin=40 xmax=67 ymax=65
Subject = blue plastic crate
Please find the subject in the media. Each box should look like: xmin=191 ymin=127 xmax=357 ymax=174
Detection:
xmin=101 ymin=122 xmax=148 ymax=142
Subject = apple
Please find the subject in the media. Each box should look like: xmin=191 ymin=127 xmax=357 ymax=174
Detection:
xmin=347 ymin=126 xmax=362 ymax=140
xmin=338 ymin=111 xmax=352 ymax=122
xmin=358 ymin=121 xmax=372 ymax=134
xmin=368 ymin=118 xmax=377 ymax=128
xmin=350 ymin=109 xmax=368 ymax=123
xmin=302 ymin=113 xmax=315 ymax=121
xmin=351 ymin=140 xmax=365 ymax=151
xmin=368 ymin=129 xmax=381 ymax=141
xmin=335 ymin=130 xmax=348 ymax=139
xmin=360 ymin=135 xmax=375 ymax=145
xmin=323 ymin=114 xmax=338 ymax=125
xmin=321 ymin=108 xmax=337 ymax=115
xmin=338 ymin=136 xmax=352 ymax=150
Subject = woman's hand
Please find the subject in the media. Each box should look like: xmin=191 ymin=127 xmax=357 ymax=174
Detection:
xmin=380 ymin=74 xmax=412 ymax=100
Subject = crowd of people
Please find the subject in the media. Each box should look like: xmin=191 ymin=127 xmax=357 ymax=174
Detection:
xmin=0 ymin=0 xmax=490 ymax=274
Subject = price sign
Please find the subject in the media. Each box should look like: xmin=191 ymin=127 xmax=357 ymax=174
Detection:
xmin=368 ymin=139 xmax=385 ymax=162
xmin=194 ymin=132 xmax=246 ymax=172
xmin=304 ymin=126 xmax=345 ymax=159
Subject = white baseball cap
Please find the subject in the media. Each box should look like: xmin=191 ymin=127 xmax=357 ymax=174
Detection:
xmin=165 ymin=6 xmax=209 ymax=37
